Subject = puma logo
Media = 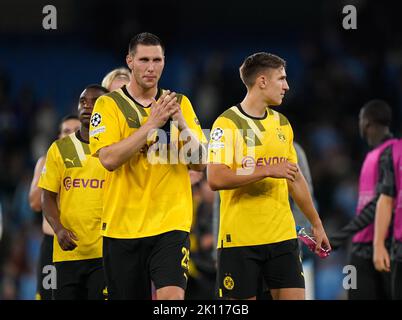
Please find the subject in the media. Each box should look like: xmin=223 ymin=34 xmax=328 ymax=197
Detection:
xmin=127 ymin=117 xmax=138 ymax=124
xmin=245 ymin=136 xmax=254 ymax=143
xmin=93 ymin=136 xmax=99 ymax=141
xmin=65 ymin=157 xmax=76 ymax=165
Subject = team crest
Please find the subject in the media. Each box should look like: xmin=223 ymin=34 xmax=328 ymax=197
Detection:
xmin=223 ymin=275 xmax=234 ymax=290
xmin=90 ymin=112 xmax=102 ymax=127
xmin=211 ymin=127 xmax=224 ymax=141
xmin=276 ymin=128 xmax=286 ymax=142
xmin=103 ymin=287 xmax=108 ymax=300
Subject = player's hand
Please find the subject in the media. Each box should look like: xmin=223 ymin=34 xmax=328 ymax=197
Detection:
xmin=327 ymin=234 xmax=343 ymax=251
xmin=373 ymin=244 xmax=391 ymax=272
xmin=148 ymin=90 xmax=178 ymax=128
xmin=189 ymin=170 xmax=203 ymax=185
xmin=311 ymin=222 xmax=331 ymax=254
xmin=264 ymin=161 xmax=298 ymax=181
xmin=170 ymin=101 xmax=187 ymax=130
xmin=56 ymin=227 xmax=78 ymax=251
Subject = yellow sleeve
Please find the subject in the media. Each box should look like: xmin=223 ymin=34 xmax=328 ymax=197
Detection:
xmin=38 ymin=143 xmax=62 ymax=193
xmin=207 ymin=117 xmax=236 ymax=168
xmin=287 ymin=123 xmax=298 ymax=164
xmin=181 ymin=95 xmax=207 ymax=144
xmin=89 ymin=96 xmax=121 ymax=156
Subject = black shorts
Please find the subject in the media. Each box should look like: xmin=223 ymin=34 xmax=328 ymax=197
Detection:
xmin=103 ymin=230 xmax=190 ymax=300
xmin=53 ymin=258 xmax=106 ymax=300
xmin=348 ymin=253 xmax=391 ymax=300
xmin=217 ymin=239 xmax=305 ymax=299
xmin=391 ymin=242 xmax=402 ymax=299
xmin=391 ymin=260 xmax=402 ymax=299
xmin=36 ymin=234 xmax=54 ymax=300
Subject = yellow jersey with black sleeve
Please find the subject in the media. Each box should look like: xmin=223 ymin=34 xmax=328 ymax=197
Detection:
xmin=38 ymin=132 xmax=105 ymax=262
xmin=208 ymin=104 xmax=298 ymax=248
xmin=89 ymin=86 xmax=206 ymax=239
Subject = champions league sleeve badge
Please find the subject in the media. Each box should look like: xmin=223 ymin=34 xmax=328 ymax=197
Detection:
xmin=211 ymin=127 xmax=224 ymax=141
xmin=90 ymin=113 xmax=102 ymax=127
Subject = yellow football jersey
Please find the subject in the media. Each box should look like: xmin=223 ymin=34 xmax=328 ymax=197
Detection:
xmin=38 ymin=132 xmax=104 ymax=262
xmin=89 ymin=86 xmax=206 ymax=238
xmin=208 ymin=104 xmax=298 ymax=248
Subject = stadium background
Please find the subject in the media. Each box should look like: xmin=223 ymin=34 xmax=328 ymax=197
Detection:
xmin=0 ymin=0 xmax=401 ymax=299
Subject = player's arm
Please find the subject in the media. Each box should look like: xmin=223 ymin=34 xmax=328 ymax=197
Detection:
xmin=190 ymin=164 xmax=206 ymax=172
xmin=179 ymin=128 xmax=206 ymax=172
xmin=207 ymin=117 xmax=298 ymax=190
xmin=178 ymin=130 xmax=207 ymax=172
xmin=329 ymin=146 xmax=394 ymax=250
xmin=41 ymin=189 xmax=77 ymax=251
xmin=372 ymin=146 xmax=396 ymax=271
xmin=99 ymin=122 xmax=159 ymax=171
xmin=328 ymin=197 xmax=377 ymax=249
xmin=294 ymin=142 xmax=313 ymax=193
xmin=171 ymin=96 xmax=207 ymax=171
xmin=207 ymin=162 xmax=298 ymax=191
xmin=98 ymin=91 xmax=177 ymax=171
xmin=287 ymin=168 xmax=331 ymax=252
xmin=39 ymin=144 xmax=78 ymax=251
xmin=29 ymin=156 xmax=46 ymax=212
xmin=373 ymin=194 xmax=393 ymax=272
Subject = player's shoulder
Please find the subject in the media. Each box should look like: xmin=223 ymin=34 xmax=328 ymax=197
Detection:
xmin=380 ymin=138 xmax=399 ymax=152
xmin=92 ymin=90 xmax=125 ymax=114
xmin=91 ymin=91 xmax=120 ymax=123
xmin=56 ymin=132 xmax=74 ymax=143
xmin=379 ymin=140 xmax=396 ymax=159
xmin=97 ymin=90 xmax=121 ymax=105
xmin=220 ymin=105 xmax=239 ymax=117
xmin=36 ymin=155 xmax=47 ymax=166
xmin=53 ymin=133 xmax=75 ymax=153
xmin=392 ymin=139 xmax=402 ymax=158
xmin=44 ymin=133 xmax=73 ymax=162
xmin=268 ymin=108 xmax=291 ymax=127
xmin=214 ymin=105 xmax=240 ymax=125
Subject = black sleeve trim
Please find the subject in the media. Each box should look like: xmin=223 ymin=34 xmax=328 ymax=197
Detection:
xmin=377 ymin=146 xmax=396 ymax=197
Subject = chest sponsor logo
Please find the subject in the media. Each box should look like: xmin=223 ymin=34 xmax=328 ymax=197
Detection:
xmin=63 ymin=176 xmax=105 ymax=191
xmin=241 ymin=156 xmax=287 ymax=168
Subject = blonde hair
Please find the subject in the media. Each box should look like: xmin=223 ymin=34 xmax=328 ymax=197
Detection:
xmin=101 ymin=67 xmax=131 ymax=91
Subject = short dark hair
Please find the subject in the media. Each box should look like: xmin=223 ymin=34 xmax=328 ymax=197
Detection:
xmin=361 ymin=99 xmax=392 ymax=127
xmin=59 ymin=114 xmax=79 ymax=133
xmin=84 ymin=84 xmax=109 ymax=94
xmin=128 ymin=32 xmax=165 ymax=55
xmin=60 ymin=114 xmax=79 ymax=124
xmin=239 ymin=52 xmax=286 ymax=87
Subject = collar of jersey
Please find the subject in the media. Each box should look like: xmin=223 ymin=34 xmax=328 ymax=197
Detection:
xmin=75 ymin=130 xmax=89 ymax=144
xmin=121 ymin=85 xmax=162 ymax=108
xmin=236 ymin=103 xmax=268 ymax=120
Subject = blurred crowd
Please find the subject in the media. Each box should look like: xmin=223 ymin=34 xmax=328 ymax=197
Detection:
xmin=1 ymin=0 xmax=402 ymax=299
